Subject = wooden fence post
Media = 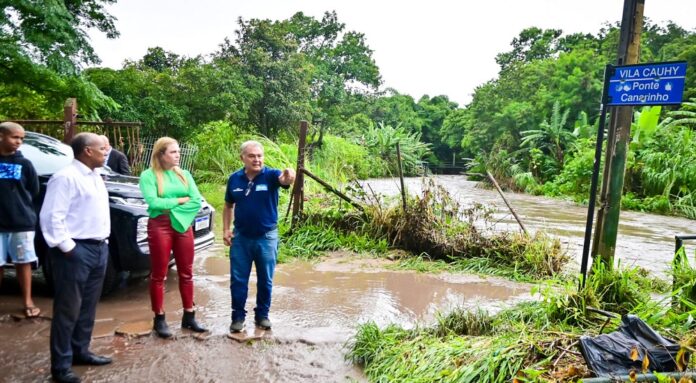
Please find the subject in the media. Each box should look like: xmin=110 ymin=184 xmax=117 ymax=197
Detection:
xmin=63 ymin=98 xmax=77 ymax=143
xmin=291 ymin=121 xmax=309 ymax=228
xmin=396 ymin=142 xmax=407 ymax=212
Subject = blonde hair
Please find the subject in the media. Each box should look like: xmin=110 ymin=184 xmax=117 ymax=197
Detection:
xmin=150 ymin=137 xmax=188 ymax=196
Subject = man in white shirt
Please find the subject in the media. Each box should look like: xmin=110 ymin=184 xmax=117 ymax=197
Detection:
xmin=40 ymin=132 xmax=112 ymax=383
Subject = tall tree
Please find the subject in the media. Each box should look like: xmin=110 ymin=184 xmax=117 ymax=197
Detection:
xmin=219 ymin=17 xmax=312 ymax=137
xmin=0 ymin=0 xmax=119 ymax=118
xmin=440 ymin=108 xmax=470 ymax=152
xmin=216 ymin=11 xmax=381 ymax=138
xmin=286 ymin=11 xmax=381 ymax=137
xmin=87 ymin=48 xmax=254 ymax=138
xmin=416 ymin=95 xmax=458 ymax=164
xmin=138 ymin=47 xmax=185 ymax=72
xmin=495 ymin=27 xmax=563 ymax=72
xmin=368 ymin=90 xmax=424 ymax=136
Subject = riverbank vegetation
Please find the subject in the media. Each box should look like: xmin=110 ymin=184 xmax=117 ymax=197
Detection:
xmin=360 ymin=178 xmax=567 ymax=280
xmin=5 ymin=6 xmax=696 ymax=217
xmin=347 ymin=259 xmax=696 ymax=382
xmin=199 ymin=170 xmax=567 ymax=283
xmin=456 ymin=23 xmax=696 ymax=219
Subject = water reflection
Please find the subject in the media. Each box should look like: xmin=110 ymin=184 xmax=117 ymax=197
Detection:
xmin=201 ymin=254 xmax=530 ymax=338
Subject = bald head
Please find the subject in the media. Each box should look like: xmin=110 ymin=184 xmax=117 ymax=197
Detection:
xmin=0 ymin=121 xmax=24 ymax=135
xmin=71 ymin=133 xmax=106 ymax=170
xmin=0 ymin=121 xmax=26 ymax=155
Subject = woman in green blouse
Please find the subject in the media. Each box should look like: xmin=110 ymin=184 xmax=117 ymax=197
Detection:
xmin=139 ymin=137 xmax=207 ymax=338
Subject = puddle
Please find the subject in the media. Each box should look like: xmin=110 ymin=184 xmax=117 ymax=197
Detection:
xmin=272 ymin=257 xmax=530 ymax=333
xmin=0 ymin=247 xmax=531 ymax=382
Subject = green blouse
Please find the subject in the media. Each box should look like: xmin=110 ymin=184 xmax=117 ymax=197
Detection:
xmin=139 ymin=168 xmax=202 ymax=233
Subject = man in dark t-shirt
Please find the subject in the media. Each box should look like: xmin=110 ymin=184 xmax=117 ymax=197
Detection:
xmin=223 ymin=140 xmax=295 ymax=333
xmin=0 ymin=122 xmax=41 ymax=319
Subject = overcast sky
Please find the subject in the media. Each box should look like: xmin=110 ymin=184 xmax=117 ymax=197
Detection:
xmin=88 ymin=0 xmax=696 ymax=106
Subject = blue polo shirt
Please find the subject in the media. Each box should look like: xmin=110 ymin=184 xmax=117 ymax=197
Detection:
xmin=225 ymin=166 xmax=288 ymax=238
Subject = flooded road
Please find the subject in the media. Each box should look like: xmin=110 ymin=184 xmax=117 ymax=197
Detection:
xmin=0 ymin=243 xmax=530 ymax=382
xmin=362 ymin=175 xmax=696 ymax=275
xmin=3 ymin=174 xmax=685 ymax=381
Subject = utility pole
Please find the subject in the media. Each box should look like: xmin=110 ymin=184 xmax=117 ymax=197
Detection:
xmin=591 ymin=0 xmax=645 ymax=269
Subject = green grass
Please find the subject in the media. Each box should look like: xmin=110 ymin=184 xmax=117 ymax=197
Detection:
xmin=347 ymin=322 xmax=536 ymax=383
xmin=347 ymin=259 xmax=696 ymax=382
xmin=388 ymin=255 xmax=452 ymax=273
xmin=199 ymin=181 xmax=388 ymax=263
xmin=278 ymin=209 xmax=389 ymax=262
xmin=432 ymin=308 xmax=494 ymax=337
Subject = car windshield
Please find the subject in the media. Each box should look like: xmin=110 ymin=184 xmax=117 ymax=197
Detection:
xmin=20 ymin=132 xmax=73 ymax=175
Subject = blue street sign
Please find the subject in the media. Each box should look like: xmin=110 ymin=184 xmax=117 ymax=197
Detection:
xmin=607 ymin=61 xmax=687 ymax=106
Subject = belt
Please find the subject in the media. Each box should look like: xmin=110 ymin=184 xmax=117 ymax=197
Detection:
xmin=74 ymin=238 xmax=108 ymax=245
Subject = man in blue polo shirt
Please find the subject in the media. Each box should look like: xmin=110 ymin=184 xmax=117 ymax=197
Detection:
xmin=223 ymin=140 xmax=295 ymax=333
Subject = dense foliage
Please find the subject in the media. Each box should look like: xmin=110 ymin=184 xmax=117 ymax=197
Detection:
xmin=457 ymin=22 xmax=696 ymax=217
xmin=2 ymin=5 xmax=696 ymax=215
xmin=0 ymin=0 xmax=119 ymax=118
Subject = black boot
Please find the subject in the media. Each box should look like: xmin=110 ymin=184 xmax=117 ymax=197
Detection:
xmin=153 ymin=314 xmax=172 ymax=338
xmin=182 ymin=311 xmax=207 ymax=333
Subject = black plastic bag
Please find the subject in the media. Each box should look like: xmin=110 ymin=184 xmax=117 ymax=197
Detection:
xmin=578 ymin=314 xmax=684 ymax=376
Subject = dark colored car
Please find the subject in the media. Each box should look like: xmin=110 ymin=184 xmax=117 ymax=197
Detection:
xmin=21 ymin=132 xmax=215 ymax=295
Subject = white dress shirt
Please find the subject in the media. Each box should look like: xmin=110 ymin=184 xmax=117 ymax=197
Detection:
xmin=40 ymin=159 xmax=110 ymax=252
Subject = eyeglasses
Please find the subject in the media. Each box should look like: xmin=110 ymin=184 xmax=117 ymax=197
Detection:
xmin=245 ymin=181 xmax=254 ymax=196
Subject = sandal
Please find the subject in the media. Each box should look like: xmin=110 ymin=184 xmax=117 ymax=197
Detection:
xmin=24 ymin=306 xmax=41 ymax=318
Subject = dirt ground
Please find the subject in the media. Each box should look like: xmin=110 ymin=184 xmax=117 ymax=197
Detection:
xmin=0 ymin=246 xmax=531 ymax=383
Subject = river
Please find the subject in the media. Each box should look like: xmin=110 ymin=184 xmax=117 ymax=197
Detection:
xmin=362 ymin=175 xmax=695 ymax=276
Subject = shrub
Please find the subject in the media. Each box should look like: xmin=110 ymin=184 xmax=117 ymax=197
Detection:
xmin=358 ymin=122 xmax=431 ymax=176
xmin=541 ymin=139 xmax=596 ymax=201
xmin=191 ymin=120 xmax=294 ymax=184
xmin=307 ymin=135 xmax=385 ymax=181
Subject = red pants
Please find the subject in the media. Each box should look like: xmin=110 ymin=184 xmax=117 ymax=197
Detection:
xmin=147 ymin=214 xmax=194 ymax=313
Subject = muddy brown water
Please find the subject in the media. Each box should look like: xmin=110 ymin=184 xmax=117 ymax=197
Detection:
xmin=0 ymin=245 xmax=530 ymax=382
xmin=362 ymin=175 xmax=696 ymax=276
xmin=2 ymin=175 xmax=688 ymax=382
